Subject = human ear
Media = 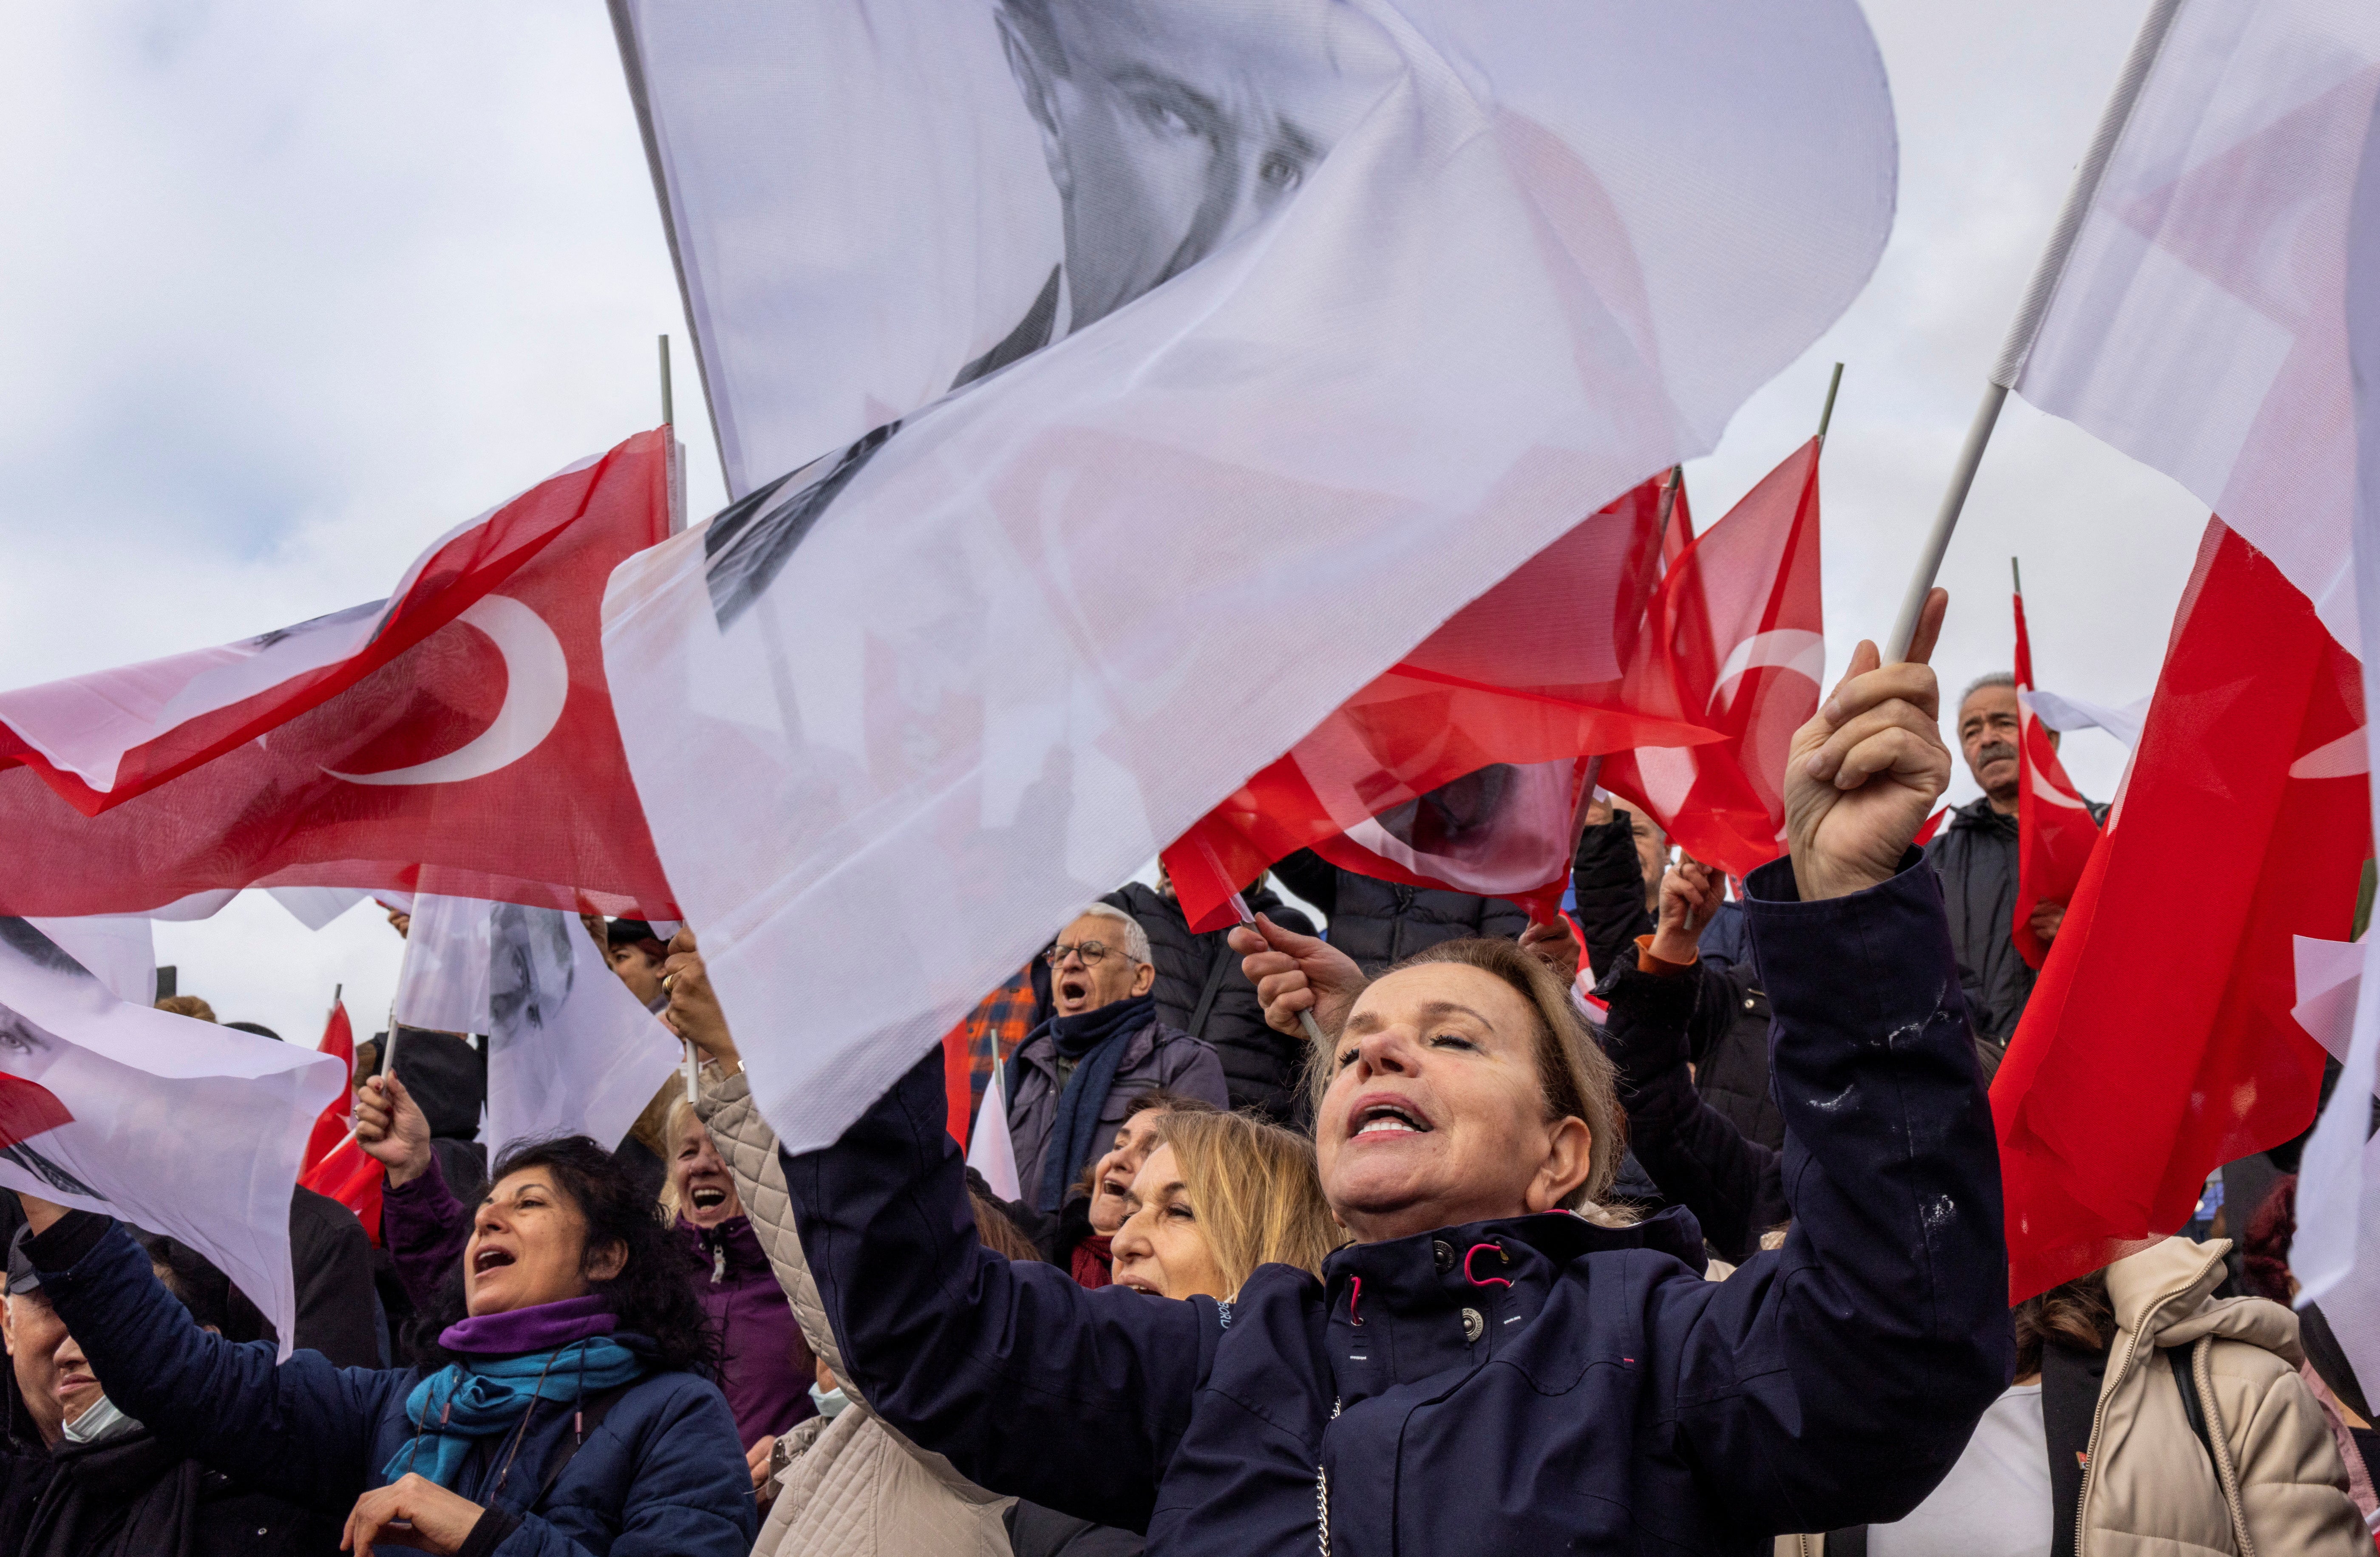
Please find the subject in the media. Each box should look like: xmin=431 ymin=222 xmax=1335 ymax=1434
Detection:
xmin=2 ymin=1299 xmax=14 ymax=1357
xmin=1523 ymin=1118 xmax=1594 ymax=1214
xmin=584 ymin=1239 xmax=629 ymax=1284
xmin=1130 ymin=960 xmax=1156 ymax=998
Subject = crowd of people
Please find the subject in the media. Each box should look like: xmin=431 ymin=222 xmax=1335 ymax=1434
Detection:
xmin=0 ymin=612 xmax=2372 ymax=1555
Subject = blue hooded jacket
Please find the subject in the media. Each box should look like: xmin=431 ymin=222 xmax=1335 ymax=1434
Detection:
xmin=27 ymin=1216 xmax=755 ymax=1557
xmin=785 ymin=852 xmax=2010 ymax=1553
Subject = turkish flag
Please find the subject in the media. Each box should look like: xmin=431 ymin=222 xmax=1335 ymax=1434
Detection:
xmin=1598 ymin=438 xmax=1825 ymax=879
xmin=300 ymin=1001 xmax=357 ymax=1176
xmin=2010 ymin=589 xmax=2100 ymax=969
xmin=0 ymin=430 xmax=677 ymax=917
xmin=1164 ymin=475 xmax=1723 ymax=932
xmin=1994 ymin=519 xmax=2363 ymax=1301
xmin=300 ymin=1137 xmax=385 ymax=1247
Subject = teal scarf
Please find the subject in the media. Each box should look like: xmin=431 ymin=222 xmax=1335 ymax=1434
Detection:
xmin=382 ymin=1337 xmax=647 ymax=1490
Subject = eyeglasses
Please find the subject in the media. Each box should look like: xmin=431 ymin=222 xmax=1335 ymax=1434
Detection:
xmin=1044 ymin=940 xmax=1130 ymax=968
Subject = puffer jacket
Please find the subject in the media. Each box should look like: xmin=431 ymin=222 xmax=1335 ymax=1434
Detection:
xmin=1101 ymin=880 xmax=1318 ymax=1124
xmin=1923 ymin=795 xmax=2103 ymax=1066
xmin=28 ymin=1212 xmax=754 ymax=1557
xmin=1784 ymin=1236 xmax=2366 ymax=1555
xmin=1270 ymin=848 xmax=1531 ymax=974
xmin=693 ymin=1067 xmax=1014 ymax=1557
xmin=1005 ymin=1013 xmax=1229 ymax=1208
xmin=786 ymin=852 xmax=2012 ymax=1552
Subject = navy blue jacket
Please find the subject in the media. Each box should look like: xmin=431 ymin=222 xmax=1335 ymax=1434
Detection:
xmin=786 ymin=852 xmax=2010 ymax=1552
xmin=28 ymin=1215 xmax=756 ymax=1557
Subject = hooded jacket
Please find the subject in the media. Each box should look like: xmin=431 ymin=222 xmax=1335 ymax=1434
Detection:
xmin=28 ymin=1213 xmax=755 ymax=1557
xmin=692 ymin=1067 xmax=1016 ymax=1557
xmin=1269 ymin=849 xmax=1531 ymax=974
xmin=1785 ymin=1237 xmax=2366 ymax=1555
xmin=1101 ymin=880 xmax=1318 ymax=1124
xmin=785 ymin=852 xmax=2011 ymax=1553
xmin=1006 ymin=1011 xmax=1228 ymax=1212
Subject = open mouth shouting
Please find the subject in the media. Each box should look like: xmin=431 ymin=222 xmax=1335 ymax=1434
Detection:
xmin=472 ymin=1245 xmax=517 ymax=1278
xmin=690 ymin=1186 xmax=727 ymax=1212
xmin=1055 ymin=973 xmax=1092 ymax=1013
xmin=1349 ymin=1093 xmax=1433 ymax=1140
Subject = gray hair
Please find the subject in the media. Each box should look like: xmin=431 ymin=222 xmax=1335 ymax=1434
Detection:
xmin=1068 ymin=902 xmax=1151 ymax=965
xmin=1960 ymin=671 xmax=2016 ymax=708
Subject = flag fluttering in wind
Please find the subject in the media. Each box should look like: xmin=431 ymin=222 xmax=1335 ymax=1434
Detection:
xmin=2010 ymin=584 xmax=2100 ymax=970
xmin=0 ymin=431 xmax=677 ymax=919
xmin=296 ymin=997 xmax=384 ymax=1240
xmin=1956 ymin=0 xmax=2380 ymax=1308
xmin=1163 ymin=475 xmax=1719 ymax=933
xmin=393 ymin=893 xmax=681 ymax=1157
xmin=1995 ymin=521 xmax=2364 ymax=1302
xmin=602 ymin=0 xmax=1897 ymax=1152
xmin=300 ymin=999 xmax=357 ymax=1176
xmin=1599 ymin=439 xmax=1827 ymax=880
xmin=0 ymin=919 xmax=343 ymax=1357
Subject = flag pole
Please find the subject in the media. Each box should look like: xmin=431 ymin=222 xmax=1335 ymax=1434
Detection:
xmin=1654 ymin=465 xmax=1683 ymax=545
xmin=658 ymin=334 xmax=674 ymax=427
xmin=1883 ymin=0 xmax=2185 ymax=662
xmin=1816 ymin=362 xmax=1844 ymax=442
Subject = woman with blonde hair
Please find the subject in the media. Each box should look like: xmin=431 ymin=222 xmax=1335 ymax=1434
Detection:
xmin=765 ymin=611 xmax=2017 ymax=1551
xmin=1109 ymin=1109 xmax=1341 ymax=1301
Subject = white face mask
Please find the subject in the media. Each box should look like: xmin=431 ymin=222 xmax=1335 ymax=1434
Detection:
xmin=60 ymin=1393 xmax=141 ymax=1447
xmin=808 ymin=1381 xmax=851 ymax=1421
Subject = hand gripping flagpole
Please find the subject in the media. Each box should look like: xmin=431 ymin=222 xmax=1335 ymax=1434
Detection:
xmin=1882 ymin=0 xmax=2186 ymax=662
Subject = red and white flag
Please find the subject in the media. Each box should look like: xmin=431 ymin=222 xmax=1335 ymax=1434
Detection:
xmin=2010 ymin=587 xmax=2100 ymax=970
xmin=0 ymin=918 xmax=344 ymax=1356
xmin=1163 ymin=475 xmax=1718 ymax=932
xmin=0 ymin=430 xmax=678 ymax=919
xmin=300 ymin=999 xmax=357 ymax=1177
xmin=296 ymin=998 xmax=384 ymax=1240
xmin=1995 ymin=521 xmax=2362 ymax=1300
xmin=1599 ymin=438 xmax=1826 ymax=880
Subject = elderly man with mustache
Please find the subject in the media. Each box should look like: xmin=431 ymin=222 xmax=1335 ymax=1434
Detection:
xmin=1924 ymin=672 xmax=2106 ymax=1076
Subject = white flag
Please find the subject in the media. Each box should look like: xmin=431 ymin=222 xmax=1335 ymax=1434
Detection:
xmin=393 ymin=892 xmax=496 ymax=1036
xmin=603 ymin=0 xmax=1898 ymax=1151
xmin=483 ymin=904 xmax=682 ymax=1158
xmin=0 ymin=918 xmax=341 ymax=1359
xmin=966 ymin=1064 xmax=1021 ymax=1204
xmin=26 ymin=917 xmax=156 ymax=1011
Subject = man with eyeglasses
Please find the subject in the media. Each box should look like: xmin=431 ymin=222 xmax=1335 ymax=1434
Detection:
xmin=1006 ymin=905 xmax=1230 ymax=1218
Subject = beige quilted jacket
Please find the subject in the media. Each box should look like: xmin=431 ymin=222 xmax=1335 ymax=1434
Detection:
xmin=1782 ymin=1237 xmax=2364 ymax=1556
xmin=696 ymin=1067 xmax=1015 ymax=1557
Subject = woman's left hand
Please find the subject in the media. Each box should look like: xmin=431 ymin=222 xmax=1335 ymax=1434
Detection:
xmin=1517 ymin=917 xmax=1580 ymax=986
xmin=340 ymin=1474 xmax=484 ymax=1555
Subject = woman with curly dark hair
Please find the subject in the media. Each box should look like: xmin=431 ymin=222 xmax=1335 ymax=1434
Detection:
xmin=10 ymin=1133 xmax=755 ymax=1557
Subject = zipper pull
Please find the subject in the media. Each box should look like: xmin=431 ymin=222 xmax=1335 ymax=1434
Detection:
xmin=713 ymin=1244 xmax=727 ymax=1284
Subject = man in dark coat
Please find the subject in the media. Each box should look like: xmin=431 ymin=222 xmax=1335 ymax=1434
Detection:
xmin=1269 ymin=848 xmax=1531 ymax=974
xmin=1007 ymin=905 xmax=1230 ymax=1214
xmin=1102 ymin=872 xmax=1318 ymax=1124
xmin=1924 ymin=672 xmax=2105 ymax=1074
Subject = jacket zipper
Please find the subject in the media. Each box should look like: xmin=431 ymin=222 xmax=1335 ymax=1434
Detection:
xmin=2073 ymin=1245 xmax=2226 ymax=1557
xmin=2192 ymin=1336 xmax=2256 ymax=1557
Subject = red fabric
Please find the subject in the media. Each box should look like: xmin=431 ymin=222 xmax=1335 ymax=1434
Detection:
xmin=1993 ymin=519 xmax=2362 ymax=1302
xmin=1071 ymin=1234 xmax=1114 ymax=1290
xmin=0 ymin=1073 xmax=73 ymax=1150
xmin=301 ymin=1138 xmax=385 ymax=1247
xmin=299 ymin=1002 xmax=356 ymax=1176
xmin=1598 ymin=439 xmax=1826 ymax=880
xmin=0 ymin=430 xmax=677 ymax=917
xmin=1913 ymin=805 xmax=1949 ymax=847
xmin=1165 ymin=474 xmax=1722 ymax=933
xmin=2011 ymin=590 xmax=2101 ymax=969
xmin=952 ymin=964 xmax=1041 ymax=1125
xmin=942 ymin=1022 xmax=974 ymax=1150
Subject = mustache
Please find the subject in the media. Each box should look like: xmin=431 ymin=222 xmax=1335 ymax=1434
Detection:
xmin=1973 ymin=741 xmax=2017 ymax=766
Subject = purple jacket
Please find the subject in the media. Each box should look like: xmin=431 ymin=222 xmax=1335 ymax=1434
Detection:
xmin=381 ymin=1159 xmax=814 ymax=1448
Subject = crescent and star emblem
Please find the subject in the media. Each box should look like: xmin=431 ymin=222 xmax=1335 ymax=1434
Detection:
xmin=325 ymin=595 xmax=570 ymax=787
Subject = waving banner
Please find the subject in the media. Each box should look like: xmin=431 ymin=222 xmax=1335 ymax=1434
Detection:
xmin=604 ymin=0 xmax=1899 ymax=1150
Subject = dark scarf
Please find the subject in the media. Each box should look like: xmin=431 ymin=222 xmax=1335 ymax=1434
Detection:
xmin=1034 ymin=994 xmax=1153 ymax=1212
xmin=1070 ymin=1235 xmax=1115 ymax=1290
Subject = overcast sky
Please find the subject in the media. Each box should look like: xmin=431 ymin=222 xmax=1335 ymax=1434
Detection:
xmin=0 ymin=1 xmax=2207 ymax=1045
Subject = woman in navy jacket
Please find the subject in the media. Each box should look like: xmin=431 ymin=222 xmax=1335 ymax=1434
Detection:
xmin=774 ymin=606 xmax=2012 ymax=1553
xmin=17 ymin=1135 xmax=755 ymax=1557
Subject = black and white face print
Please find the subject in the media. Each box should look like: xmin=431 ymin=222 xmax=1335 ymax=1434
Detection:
xmin=486 ymin=905 xmax=579 ymax=1042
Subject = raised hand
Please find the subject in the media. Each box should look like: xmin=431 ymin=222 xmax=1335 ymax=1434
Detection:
xmin=1649 ymin=858 xmax=1720 ymax=965
xmin=1227 ymin=913 xmax=1366 ymax=1038
xmin=663 ymin=927 xmax=740 ymax=1073
xmin=1784 ymin=587 xmax=1953 ymax=902
xmin=354 ymin=1073 xmax=432 ymax=1188
xmin=1518 ymin=917 xmax=1581 ymax=986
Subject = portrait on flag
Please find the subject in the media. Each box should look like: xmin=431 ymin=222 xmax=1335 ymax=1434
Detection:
xmin=606 ymin=0 xmax=1898 ymax=1153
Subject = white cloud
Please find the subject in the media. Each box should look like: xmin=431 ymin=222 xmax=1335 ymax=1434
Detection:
xmin=3 ymin=1 xmax=2213 ymax=1024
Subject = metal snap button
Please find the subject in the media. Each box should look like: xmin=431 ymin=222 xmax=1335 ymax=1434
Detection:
xmin=1462 ymin=1306 xmax=1484 ymax=1344
xmin=1433 ymin=1240 xmax=1454 ymax=1272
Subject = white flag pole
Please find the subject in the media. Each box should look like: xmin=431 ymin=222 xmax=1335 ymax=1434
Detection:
xmin=1883 ymin=0 xmax=2187 ymax=661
